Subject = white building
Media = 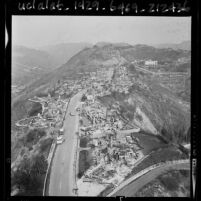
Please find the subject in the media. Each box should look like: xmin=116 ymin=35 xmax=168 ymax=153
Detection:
xmin=145 ymin=60 xmax=158 ymax=66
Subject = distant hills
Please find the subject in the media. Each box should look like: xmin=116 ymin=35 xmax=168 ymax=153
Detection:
xmin=94 ymin=42 xmax=132 ymax=48
xmin=12 ymin=43 xmax=92 ymax=86
xmin=13 ymin=42 xmax=190 ymax=97
xmin=11 ymin=41 xmax=191 ymax=159
xmin=37 ymin=42 xmax=93 ymax=66
xmin=12 ymin=46 xmax=59 ymax=86
xmin=119 ymin=44 xmax=190 ymax=62
xmin=12 ymin=41 xmax=190 ymax=87
xmin=12 ymin=43 xmax=190 ymax=128
xmin=153 ymin=40 xmax=191 ymax=51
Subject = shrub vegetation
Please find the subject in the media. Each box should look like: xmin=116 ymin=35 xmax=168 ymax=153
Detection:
xmin=28 ymin=102 xmax=42 ymax=117
xmin=12 ymin=154 xmax=48 ymax=196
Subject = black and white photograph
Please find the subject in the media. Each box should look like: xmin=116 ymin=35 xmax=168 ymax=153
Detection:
xmin=11 ymin=16 xmax=191 ymax=197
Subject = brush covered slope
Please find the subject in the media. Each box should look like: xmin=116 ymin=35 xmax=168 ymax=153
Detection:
xmin=12 ymin=46 xmax=59 ymax=86
xmin=12 ymin=43 xmax=190 ymax=144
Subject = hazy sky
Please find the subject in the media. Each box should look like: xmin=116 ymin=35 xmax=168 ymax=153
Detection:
xmin=12 ymin=16 xmax=191 ymax=48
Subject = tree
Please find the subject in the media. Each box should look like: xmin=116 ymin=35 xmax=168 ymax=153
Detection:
xmin=77 ymin=172 xmax=83 ymax=179
xmin=79 ymin=119 xmax=83 ymax=126
xmin=135 ymin=113 xmax=143 ymax=122
xmin=20 ymin=157 xmax=32 ymax=174
xmin=12 ymin=169 xmax=29 ymax=192
xmin=39 ymin=137 xmax=53 ymax=153
xmin=12 ymin=154 xmax=48 ymax=196
xmin=81 ymin=94 xmax=87 ymax=102
xmin=26 ymin=130 xmax=37 ymax=144
xmin=31 ymin=154 xmax=48 ymax=176
xmin=25 ymin=129 xmax=46 ymax=145
xmin=28 ymin=102 xmax=42 ymax=117
xmin=89 ymin=144 xmax=95 ymax=149
xmin=128 ymin=63 xmax=137 ymax=73
xmin=159 ymin=176 xmax=179 ymax=191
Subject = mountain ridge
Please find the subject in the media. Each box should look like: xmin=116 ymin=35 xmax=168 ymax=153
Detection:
xmin=37 ymin=42 xmax=93 ymax=66
xmin=153 ymin=40 xmax=191 ymax=51
xmin=12 ymin=43 xmax=190 ymax=139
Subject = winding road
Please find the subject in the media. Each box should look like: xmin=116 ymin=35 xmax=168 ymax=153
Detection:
xmin=110 ymin=161 xmax=190 ymax=197
xmin=49 ymin=90 xmax=84 ymax=196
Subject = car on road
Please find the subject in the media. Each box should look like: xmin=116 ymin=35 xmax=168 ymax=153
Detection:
xmin=70 ymin=112 xmax=75 ymax=116
xmin=57 ymin=135 xmax=63 ymax=141
xmin=76 ymin=107 xmax=80 ymax=112
xmin=59 ymin=128 xmax=64 ymax=135
xmin=57 ymin=138 xmax=65 ymax=144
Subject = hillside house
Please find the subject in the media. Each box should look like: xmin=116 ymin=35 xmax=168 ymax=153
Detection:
xmin=91 ymin=130 xmax=106 ymax=139
xmin=145 ymin=60 xmax=158 ymax=66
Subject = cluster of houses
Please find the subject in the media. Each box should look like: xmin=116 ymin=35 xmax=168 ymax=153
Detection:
xmin=111 ymin=65 xmax=133 ymax=94
xmin=14 ymin=71 xmax=98 ymax=133
xmin=15 ymin=76 xmax=90 ymax=129
xmin=15 ymin=94 xmax=68 ymax=129
xmin=15 ymin=61 xmax=145 ymax=192
xmin=77 ymin=82 xmax=143 ymax=188
xmin=132 ymin=59 xmax=158 ymax=66
xmin=88 ymin=64 xmax=133 ymax=96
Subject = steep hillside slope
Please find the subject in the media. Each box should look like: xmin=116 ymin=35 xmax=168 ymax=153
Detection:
xmin=12 ymin=43 xmax=191 ymax=138
xmin=15 ymin=43 xmax=189 ymax=95
xmin=155 ymin=40 xmax=191 ymax=51
xmin=98 ymin=82 xmax=190 ymax=142
xmin=12 ymin=46 xmax=59 ymax=86
xmin=38 ymin=42 xmax=92 ymax=66
xmin=118 ymin=44 xmax=189 ymax=62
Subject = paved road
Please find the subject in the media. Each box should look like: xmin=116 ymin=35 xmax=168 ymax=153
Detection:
xmin=111 ymin=162 xmax=190 ymax=197
xmin=135 ymin=66 xmax=188 ymax=76
xmin=49 ymin=91 xmax=84 ymax=196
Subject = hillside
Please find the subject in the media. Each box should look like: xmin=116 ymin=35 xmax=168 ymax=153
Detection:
xmin=95 ymin=42 xmax=132 ymax=48
xmin=118 ymin=44 xmax=190 ymax=62
xmin=12 ymin=43 xmax=191 ymax=140
xmin=12 ymin=46 xmax=59 ymax=86
xmin=37 ymin=42 xmax=92 ymax=66
xmin=98 ymin=82 xmax=190 ymax=142
xmin=16 ymin=43 xmax=189 ymax=92
xmin=12 ymin=43 xmax=92 ymax=87
xmin=154 ymin=40 xmax=191 ymax=51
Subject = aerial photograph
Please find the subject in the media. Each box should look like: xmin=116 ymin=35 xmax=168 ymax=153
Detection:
xmin=11 ymin=16 xmax=191 ymax=197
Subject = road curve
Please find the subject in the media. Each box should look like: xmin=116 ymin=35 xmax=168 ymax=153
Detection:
xmin=49 ymin=91 xmax=84 ymax=196
xmin=111 ymin=162 xmax=190 ymax=197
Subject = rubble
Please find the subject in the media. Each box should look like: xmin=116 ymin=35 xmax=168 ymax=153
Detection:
xmin=15 ymin=63 xmax=144 ymax=196
xmin=76 ymin=68 xmax=144 ymax=195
